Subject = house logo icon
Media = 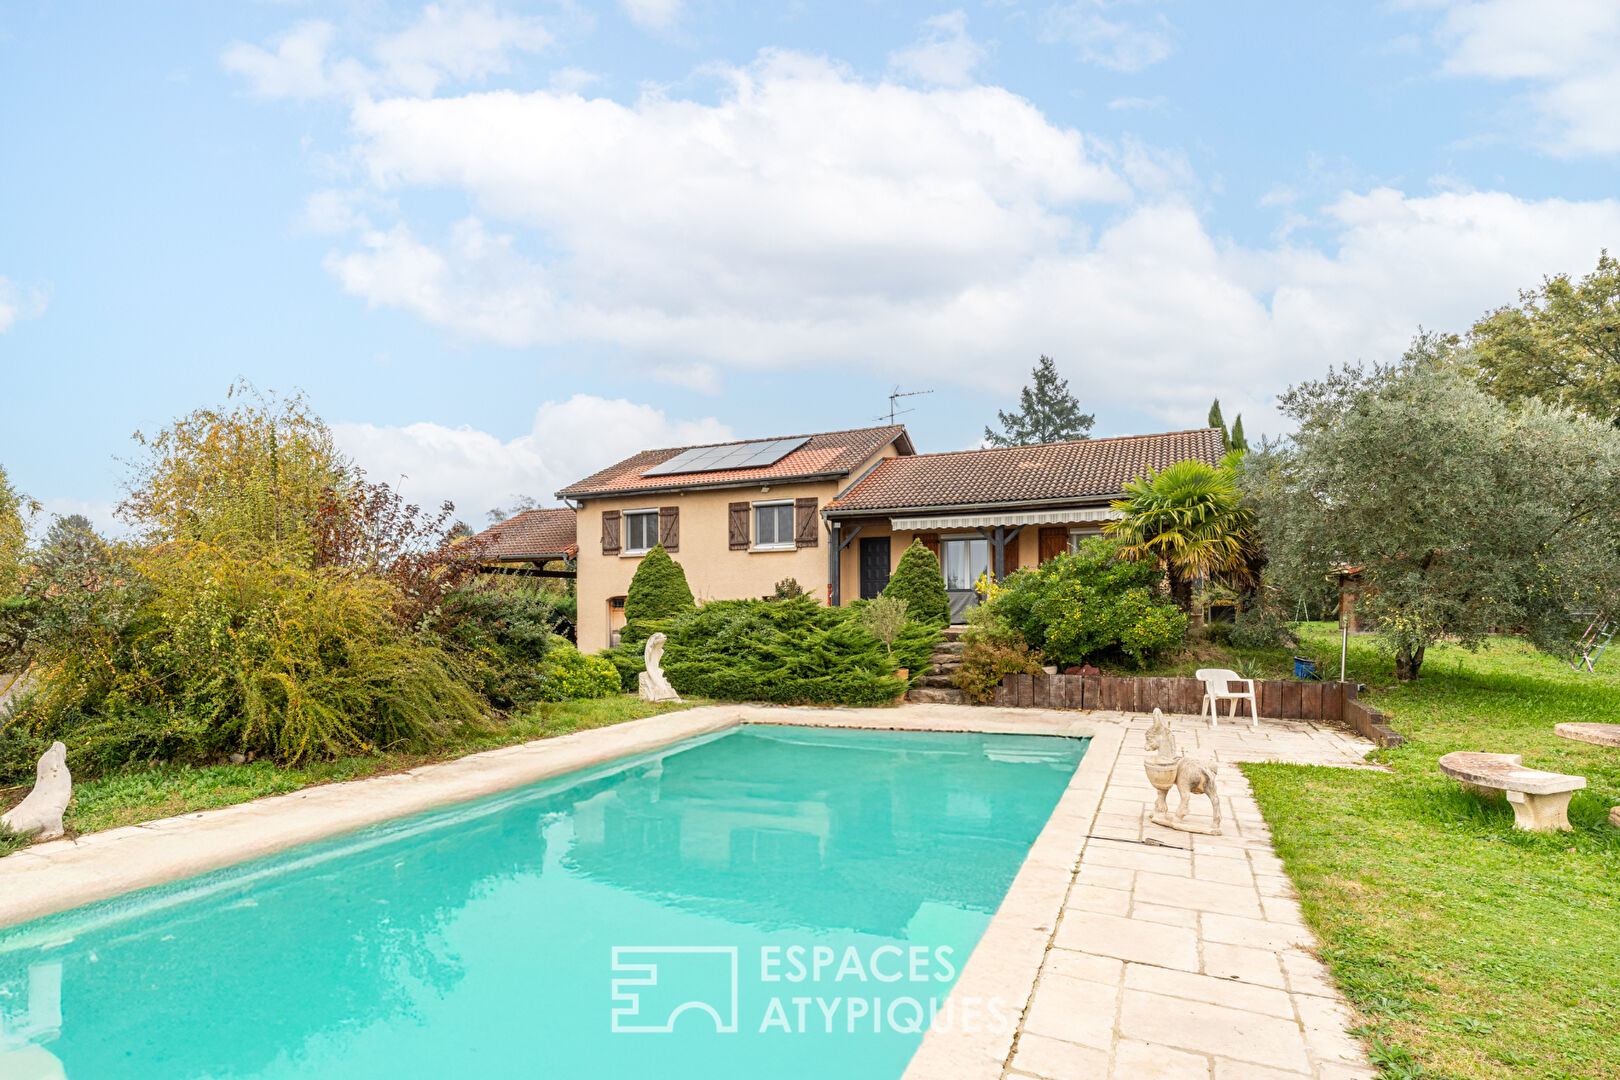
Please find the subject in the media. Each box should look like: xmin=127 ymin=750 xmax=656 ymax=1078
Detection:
xmin=610 ymin=946 xmax=740 ymax=1034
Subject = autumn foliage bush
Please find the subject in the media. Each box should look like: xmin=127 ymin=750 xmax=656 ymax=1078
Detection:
xmin=0 ymin=387 xmax=603 ymax=780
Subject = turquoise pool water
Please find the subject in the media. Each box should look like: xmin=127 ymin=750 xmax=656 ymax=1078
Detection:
xmin=0 ymin=724 xmax=1084 ymax=1079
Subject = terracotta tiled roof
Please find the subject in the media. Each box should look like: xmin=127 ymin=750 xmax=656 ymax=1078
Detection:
xmin=556 ymin=426 xmax=913 ymax=499
xmin=470 ymin=507 xmax=578 ymax=561
xmin=827 ymin=428 xmax=1226 ymax=513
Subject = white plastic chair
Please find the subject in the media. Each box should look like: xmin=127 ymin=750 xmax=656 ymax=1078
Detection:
xmin=1196 ymin=668 xmax=1259 ymax=730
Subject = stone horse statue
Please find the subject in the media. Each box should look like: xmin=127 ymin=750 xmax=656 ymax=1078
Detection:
xmin=1143 ymin=709 xmax=1221 ymax=835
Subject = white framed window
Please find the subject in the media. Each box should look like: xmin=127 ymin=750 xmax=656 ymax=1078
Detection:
xmin=940 ymin=536 xmax=989 ymax=590
xmin=623 ymin=509 xmax=660 ymax=554
xmin=1068 ymin=527 xmax=1102 ymax=553
xmin=753 ymin=501 xmax=796 ymax=549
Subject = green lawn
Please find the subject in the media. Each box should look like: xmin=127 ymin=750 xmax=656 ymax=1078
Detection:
xmin=0 ymin=695 xmax=697 ymax=847
xmin=1239 ymin=627 xmax=1620 ymax=1080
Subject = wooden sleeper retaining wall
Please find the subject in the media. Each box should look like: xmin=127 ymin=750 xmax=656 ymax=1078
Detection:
xmin=991 ymin=673 xmax=1405 ymax=746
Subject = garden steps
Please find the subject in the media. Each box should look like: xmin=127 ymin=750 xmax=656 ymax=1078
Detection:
xmin=905 ymin=686 xmax=969 ymax=705
xmin=904 ymin=631 xmax=972 ymax=703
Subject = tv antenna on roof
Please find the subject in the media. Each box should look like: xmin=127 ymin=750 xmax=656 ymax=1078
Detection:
xmin=877 ymin=386 xmax=933 ymax=425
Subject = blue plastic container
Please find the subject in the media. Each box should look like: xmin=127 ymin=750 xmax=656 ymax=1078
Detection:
xmin=1294 ymin=656 xmax=1318 ymax=680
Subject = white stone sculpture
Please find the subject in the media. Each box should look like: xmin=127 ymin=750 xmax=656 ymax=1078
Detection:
xmin=2 ymin=742 xmax=70 ymax=842
xmin=638 ymin=632 xmax=681 ymax=703
xmin=1142 ymin=709 xmax=1221 ymax=835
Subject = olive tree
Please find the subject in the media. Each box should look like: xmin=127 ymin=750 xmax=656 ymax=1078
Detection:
xmin=1246 ymin=344 xmax=1620 ymax=680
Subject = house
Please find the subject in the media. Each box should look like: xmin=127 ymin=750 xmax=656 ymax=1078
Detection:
xmin=471 ymin=507 xmax=579 ymax=571
xmin=557 ymin=426 xmax=913 ymax=648
xmin=822 ymin=428 xmax=1225 ymax=622
xmin=557 ymin=425 xmax=1224 ymax=649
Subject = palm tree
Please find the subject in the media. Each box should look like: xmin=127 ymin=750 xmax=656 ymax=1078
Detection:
xmin=1105 ymin=454 xmax=1258 ymax=615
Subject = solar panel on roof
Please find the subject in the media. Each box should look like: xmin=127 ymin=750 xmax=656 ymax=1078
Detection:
xmin=641 ymin=436 xmax=811 ymax=477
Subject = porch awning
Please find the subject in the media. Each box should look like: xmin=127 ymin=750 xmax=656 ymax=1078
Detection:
xmin=889 ymin=506 xmax=1122 ymax=531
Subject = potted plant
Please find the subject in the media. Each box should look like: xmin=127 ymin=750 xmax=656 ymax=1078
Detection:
xmin=858 ymin=596 xmax=911 ymax=678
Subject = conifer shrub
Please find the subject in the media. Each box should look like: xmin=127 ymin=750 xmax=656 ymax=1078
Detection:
xmin=623 ymin=544 xmax=695 ymax=623
xmin=881 ymin=540 xmax=950 ymax=627
xmin=660 ymin=595 xmax=939 ymax=705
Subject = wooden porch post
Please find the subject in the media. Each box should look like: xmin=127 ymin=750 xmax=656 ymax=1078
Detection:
xmin=827 ymin=521 xmax=840 ymax=607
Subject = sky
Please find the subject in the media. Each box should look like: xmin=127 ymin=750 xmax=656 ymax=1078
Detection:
xmin=3 ymin=0 xmax=1618 ymax=532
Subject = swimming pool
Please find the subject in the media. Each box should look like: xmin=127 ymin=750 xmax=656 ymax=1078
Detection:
xmin=0 ymin=724 xmax=1085 ymax=1079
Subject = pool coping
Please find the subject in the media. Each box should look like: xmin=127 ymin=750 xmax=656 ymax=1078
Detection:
xmin=0 ymin=702 xmax=1119 ymax=1077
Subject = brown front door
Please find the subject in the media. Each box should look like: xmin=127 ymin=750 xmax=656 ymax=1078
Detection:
xmin=1039 ymin=527 xmax=1068 ymax=564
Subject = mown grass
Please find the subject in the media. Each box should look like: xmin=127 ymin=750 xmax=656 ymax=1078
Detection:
xmin=0 ymin=695 xmax=699 ymax=840
xmin=1231 ymin=627 xmax=1620 ymax=1079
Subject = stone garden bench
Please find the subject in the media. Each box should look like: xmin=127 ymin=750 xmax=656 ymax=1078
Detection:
xmin=1437 ymin=751 xmax=1586 ymax=832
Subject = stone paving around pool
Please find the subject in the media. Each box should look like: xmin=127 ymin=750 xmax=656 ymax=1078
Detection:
xmin=990 ymin=709 xmax=1379 ymax=1080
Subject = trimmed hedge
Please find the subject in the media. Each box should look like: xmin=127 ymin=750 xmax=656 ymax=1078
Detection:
xmin=661 ymin=595 xmax=939 ymax=706
xmin=882 ymin=540 xmax=951 ymax=627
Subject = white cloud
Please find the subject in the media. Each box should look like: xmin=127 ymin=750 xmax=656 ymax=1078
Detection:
xmin=333 ymin=394 xmax=732 ymax=521
xmin=0 ymin=277 xmax=48 ymax=333
xmin=223 ymin=4 xmax=550 ymax=101
xmin=889 ymin=10 xmax=987 ymax=87
xmin=247 ymin=41 xmax=1619 ymax=437
xmin=333 ymin=50 xmax=1125 ymax=350
xmin=374 ymin=3 xmax=551 ymax=96
xmin=621 ymin=0 xmax=683 ymax=32
xmin=1041 ymin=1 xmax=1174 ymax=73
xmin=222 ymin=20 xmax=360 ymax=101
xmin=548 ymin=67 xmax=600 ymax=94
xmin=1428 ymin=0 xmax=1620 ymax=155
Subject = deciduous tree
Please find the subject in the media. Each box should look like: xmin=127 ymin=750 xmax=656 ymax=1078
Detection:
xmin=1467 ymin=251 xmax=1620 ymax=426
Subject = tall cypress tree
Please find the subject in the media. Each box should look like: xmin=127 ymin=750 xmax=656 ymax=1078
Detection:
xmin=984 ymin=356 xmax=1095 ymax=447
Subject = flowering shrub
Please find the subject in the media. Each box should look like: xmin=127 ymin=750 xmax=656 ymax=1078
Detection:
xmin=538 ymin=642 xmax=622 ymax=702
xmin=992 ymin=539 xmax=1187 ymax=668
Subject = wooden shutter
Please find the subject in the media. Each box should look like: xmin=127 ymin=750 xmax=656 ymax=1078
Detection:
xmin=917 ymin=533 xmax=940 ymax=561
xmin=794 ymin=498 xmax=819 ymax=548
xmin=1003 ymin=536 xmax=1021 ymax=574
xmin=659 ymin=506 xmax=679 ymax=552
xmin=728 ymin=502 xmax=750 ymax=550
xmin=601 ymin=510 xmax=621 ymax=555
xmin=1039 ymin=526 xmax=1067 ymax=564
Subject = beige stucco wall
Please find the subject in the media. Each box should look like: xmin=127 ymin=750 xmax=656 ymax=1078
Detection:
xmin=574 ymin=442 xmax=903 ymax=651
xmin=835 ymin=519 xmax=1043 ymax=597
xmin=834 ymin=516 xmax=1109 ymax=606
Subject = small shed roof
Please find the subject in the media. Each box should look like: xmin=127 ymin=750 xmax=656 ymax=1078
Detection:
xmin=469 ymin=507 xmax=578 ymax=562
